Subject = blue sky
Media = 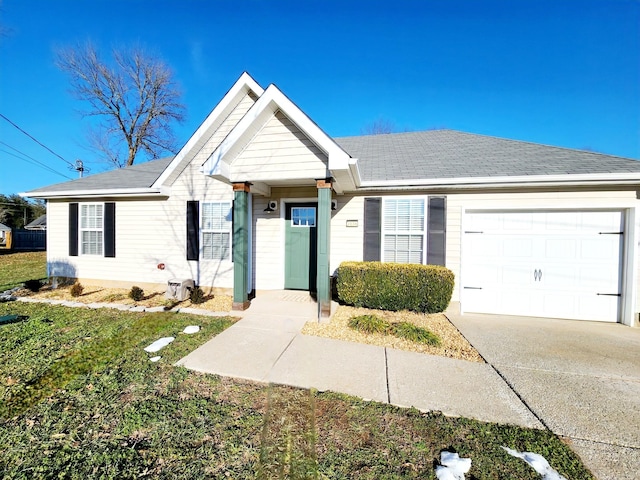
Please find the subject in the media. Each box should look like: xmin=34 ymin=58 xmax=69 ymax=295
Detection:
xmin=1 ymin=0 xmax=638 ymax=195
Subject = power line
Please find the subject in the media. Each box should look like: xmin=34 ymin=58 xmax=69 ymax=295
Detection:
xmin=0 ymin=141 xmax=73 ymax=179
xmin=0 ymin=144 xmax=73 ymax=180
xmin=0 ymin=112 xmax=76 ymax=168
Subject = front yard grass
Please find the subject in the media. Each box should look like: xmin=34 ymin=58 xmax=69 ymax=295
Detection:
xmin=0 ymin=301 xmax=594 ymax=479
xmin=0 ymin=251 xmax=47 ymax=291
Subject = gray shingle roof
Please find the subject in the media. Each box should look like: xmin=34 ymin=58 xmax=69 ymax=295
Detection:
xmin=24 ymin=214 xmax=46 ymax=229
xmin=335 ymin=129 xmax=640 ymax=182
xmin=24 ymin=157 xmax=174 ymax=195
xmin=23 ymin=130 xmax=640 ymax=197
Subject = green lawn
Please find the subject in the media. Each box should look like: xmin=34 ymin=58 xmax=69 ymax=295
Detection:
xmin=0 ymin=252 xmax=594 ymax=479
xmin=0 ymin=251 xmax=47 ymax=291
xmin=0 ymin=303 xmax=594 ymax=479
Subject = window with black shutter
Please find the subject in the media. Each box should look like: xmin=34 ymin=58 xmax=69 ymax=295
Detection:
xmin=363 ymin=197 xmax=381 ymax=261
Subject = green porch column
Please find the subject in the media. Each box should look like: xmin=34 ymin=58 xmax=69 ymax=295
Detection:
xmin=232 ymin=182 xmax=251 ymax=310
xmin=316 ymin=179 xmax=332 ymax=319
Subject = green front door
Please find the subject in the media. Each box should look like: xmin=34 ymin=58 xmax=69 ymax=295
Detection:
xmin=284 ymin=203 xmax=317 ymax=291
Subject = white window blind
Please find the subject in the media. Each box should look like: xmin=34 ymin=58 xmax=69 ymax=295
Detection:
xmin=202 ymin=202 xmax=231 ymax=260
xmin=80 ymin=204 xmax=103 ymax=255
xmin=382 ymin=199 xmax=424 ymax=263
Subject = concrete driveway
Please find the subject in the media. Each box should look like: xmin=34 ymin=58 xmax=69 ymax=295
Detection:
xmin=447 ymin=313 xmax=640 ymax=480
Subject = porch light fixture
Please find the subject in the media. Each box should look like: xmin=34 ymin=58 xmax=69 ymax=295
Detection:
xmin=264 ymin=200 xmax=277 ymax=213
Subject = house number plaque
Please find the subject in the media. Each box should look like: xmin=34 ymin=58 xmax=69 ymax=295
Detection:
xmin=346 ymin=220 xmax=358 ymax=227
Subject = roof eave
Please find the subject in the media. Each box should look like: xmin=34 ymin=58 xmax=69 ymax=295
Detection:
xmin=21 ymin=187 xmax=167 ymax=200
xmin=153 ymin=72 xmax=264 ymax=188
xmin=356 ymin=173 xmax=640 ymax=191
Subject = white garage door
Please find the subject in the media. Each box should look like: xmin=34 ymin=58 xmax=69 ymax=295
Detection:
xmin=462 ymin=210 xmax=623 ymax=322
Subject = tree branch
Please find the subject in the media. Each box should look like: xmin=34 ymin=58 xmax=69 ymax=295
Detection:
xmin=56 ymin=43 xmax=185 ymax=168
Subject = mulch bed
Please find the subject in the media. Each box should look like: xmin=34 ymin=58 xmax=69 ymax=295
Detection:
xmin=302 ymin=306 xmax=483 ymax=362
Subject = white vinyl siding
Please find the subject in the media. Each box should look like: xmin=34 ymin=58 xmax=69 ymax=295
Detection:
xmin=202 ymin=202 xmax=232 ymax=260
xmin=232 ymin=111 xmax=328 ymax=182
xmin=80 ymin=204 xmax=103 ymax=256
xmin=383 ymin=198 xmax=424 ymax=263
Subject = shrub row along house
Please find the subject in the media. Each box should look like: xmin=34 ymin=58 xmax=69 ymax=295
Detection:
xmin=23 ymin=73 xmax=640 ymax=325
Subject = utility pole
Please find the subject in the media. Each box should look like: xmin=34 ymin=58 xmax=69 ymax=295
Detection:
xmin=75 ymin=159 xmax=85 ymax=178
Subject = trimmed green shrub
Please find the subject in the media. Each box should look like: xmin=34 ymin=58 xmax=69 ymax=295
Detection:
xmin=24 ymin=279 xmax=42 ymax=292
xmin=348 ymin=314 xmax=391 ymax=334
xmin=336 ymin=261 xmax=455 ymax=313
xmin=128 ymin=286 xmax=144 ymax=302
xmin=392 ymin=322 xmax=441 ymax=346
xmin=70 ymin=282 xmax=84 ymax=297
xmin=190 ymin=286 xmax=206 ymax=304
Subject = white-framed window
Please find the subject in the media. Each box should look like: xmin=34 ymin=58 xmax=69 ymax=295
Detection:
xmin=382 ymin=198 xmax=425 ymax=263
xmin=291 ymin=206 xmax=316 ymax=227
xmin=80 ymin=203 xmax=103 ymax=255
xmin=202 ymin=202 xmax=232 ymax=260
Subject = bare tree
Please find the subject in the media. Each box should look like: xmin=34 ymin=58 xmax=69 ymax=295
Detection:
xmin=56 ymin=43 xmax=185 ymax=168
xmin=361 ymin=117 xmax=397 ymax=135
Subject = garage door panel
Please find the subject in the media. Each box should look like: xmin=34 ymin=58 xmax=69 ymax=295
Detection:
xmin=546 ymin=212 xmax=579 ymax=231
xmin=466 ymin=213 xmax=499 ymax=232
xmin=463 ymin=287 xmax=497 ymax=313
xmin=465 ymin=263 xmax=500 ymax=285
xmin=502 ymin=264 xmax=533 ymax=285
xmin=544 ymin=238 xmax=577 ymax=259
xmin=503 ymin=213 xmax=534 ymax=231
xmin=579 ymin=265 xmax=619 ymax=291
xmin=581 ymin=237 xmax=619 ymax=260
xmin=540 ymin=263 xmax=578 ymax=288
xmin=501 ymin=289 xmax=535 ymax=314
xmin=463 ymin=210 xmax=622 ymax=322
xmin=581 ymin=211 xmax=623 ymax=232
xmin=542 ymin=292 xmax=577 ymax=318
xmin=504 ymin=237 xmax=533 ymax=257
xmin=578 ymin=294 xmax=619 ymax=321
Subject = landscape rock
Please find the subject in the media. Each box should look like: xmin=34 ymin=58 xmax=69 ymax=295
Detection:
xmin=144 ymin=337 xmax=175 ymax=353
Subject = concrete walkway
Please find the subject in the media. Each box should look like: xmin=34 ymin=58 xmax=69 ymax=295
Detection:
xmin=447 ymin=313 xmax=640 ymax=480
xmin=177 ymin=291 xmax=542 ymax=428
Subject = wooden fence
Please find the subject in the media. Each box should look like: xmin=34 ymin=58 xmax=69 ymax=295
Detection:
xmin=12 ymin=230 xmax=46 ymax=251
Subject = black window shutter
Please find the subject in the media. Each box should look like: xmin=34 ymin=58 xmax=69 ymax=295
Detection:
xmin=231 ymin=200 xmax=234 ymax=257
xmin=427 ymin=197 xmax=446 ymax=266
xmin=186 ymin=201 xmax=199 ymax=261
xmin=104 ymin=202 xmax=116 ymax=258
xmin=363 ymin=197 xmax=381 ymax=261
xmin=69 ymin=203 xmax=78 ymax=256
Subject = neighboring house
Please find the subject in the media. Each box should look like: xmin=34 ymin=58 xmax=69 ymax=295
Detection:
xmin=0 ymin=223 xmax=11 ymax=249
xmin=23 ymin=72 xmax=640 ymax=326
xmin=24 ymin=214 xmax=46 ymax=230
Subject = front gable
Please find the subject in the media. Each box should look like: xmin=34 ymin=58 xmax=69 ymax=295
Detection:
xmin=232 ymin=110 xmax=329 ymax=184
xmin=201 ymin=83 xmax=360 ymax=194
xmin=153 ymin=72 xmax=264 ymax=188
